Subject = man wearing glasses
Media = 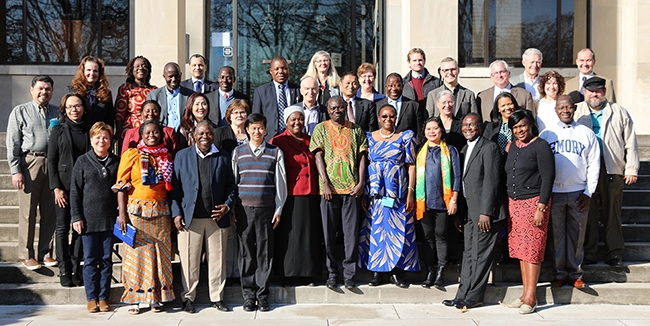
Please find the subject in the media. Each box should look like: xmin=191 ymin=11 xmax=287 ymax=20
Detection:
xmin=426 ymin=57 xmax=478 ymax=120
xmin=476 ymin=60 xmax=534 ymax=122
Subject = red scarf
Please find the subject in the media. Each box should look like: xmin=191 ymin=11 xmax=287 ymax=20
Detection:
xmin=137 ymin=140 xmax=173 ymax=191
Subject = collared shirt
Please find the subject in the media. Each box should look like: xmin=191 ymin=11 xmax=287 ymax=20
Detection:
xmin=388 ymin=96 xmax=403 ymax=124
xmin=273 ymin=80 xmax=291 ymax=107
xmin=524 ymin=74 xmax=540 ymax=102
xmin=343 ymin=96 xmax=356 ymax=121
xmin=231 ymin=141 xmax=288 ymax=216
xmin=195 ymin=143 xmax=219 ymax=159
xmin=218 ymin=89 xmax=235 ymax=126
xmin=463 ymin=136 xmax=481 ymax=196
xmin=411 ymin=71 xmax=424 ymax=79
xmin=303 ymin=102 xmax=320 ymax=135
xmin=590 ymin=106 xmax=605 ymax=155
xmin=166 ymin=87 xmax=181 ymax=130
xmin=578 ymin=72 xmax=595 ymax=94
xmin=493 ymin=84 xmax=512 ymax=101
xmin=6 ymin=100 xmax=58 ymax=174
xmin=192 ymin=77 xmax=206 ymax=93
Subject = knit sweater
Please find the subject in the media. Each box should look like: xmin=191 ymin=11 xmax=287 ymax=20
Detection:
xmin=504 ymin=137 xmax=555 ymax=204
xmin=70 ymin=151 xmax=120 ymax=233
xmin=539 ymin=121 xmax=600 ymax=196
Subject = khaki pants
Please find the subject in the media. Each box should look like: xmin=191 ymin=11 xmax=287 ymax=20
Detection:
xmin=177 ymin=218 xmax=228 ymax=302
xmin=17 ymin=155 xmax=55 ymax=261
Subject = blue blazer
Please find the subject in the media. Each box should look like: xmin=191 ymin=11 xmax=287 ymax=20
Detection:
xmin=170 ymin=146 xmax=237 ymax=228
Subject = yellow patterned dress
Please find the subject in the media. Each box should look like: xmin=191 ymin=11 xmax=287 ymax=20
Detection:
xmin=117 ymin=148 xmax=175 ymax=304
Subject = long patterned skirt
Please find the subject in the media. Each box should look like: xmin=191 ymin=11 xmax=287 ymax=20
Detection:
xmin=121 ymin=199 xmax=175 ymax=304
xmin=358 ymin=196 xmax=420 ymax=272
xmin=508 ymin=196 xmax=551 ymax=264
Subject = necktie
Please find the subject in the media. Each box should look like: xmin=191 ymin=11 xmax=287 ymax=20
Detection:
xmin=580 ymin=76 xmax=587 ymax=94
xmin=194 ymin=80 xmax=202 ymax=93
xmin=223 ymin=93 xmax=229 ymax=99
xmin=347 ymin=99 xmax=355 ymax=123
xmin=278 ymin=84 xmax=287 ymax=130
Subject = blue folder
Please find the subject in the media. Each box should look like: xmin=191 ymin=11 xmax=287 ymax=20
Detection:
xmin=113 ymin=220 xmax=136 ymax=247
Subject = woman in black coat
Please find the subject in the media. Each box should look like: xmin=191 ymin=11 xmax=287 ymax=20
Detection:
xmin=48 ymin=93 xmax=91 ymax=287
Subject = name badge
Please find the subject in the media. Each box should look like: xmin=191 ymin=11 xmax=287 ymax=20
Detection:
xmin=381 ymin=196 xmax=395 ymax=208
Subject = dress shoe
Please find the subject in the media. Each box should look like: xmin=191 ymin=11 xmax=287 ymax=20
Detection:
xmin=389 ymin=274 xmax=408 ymax=288
xmin=326 ymin=277 xmax=338 ymax=290
xmin=550 ymin=278 xmax=565 ymax=288
xmin=519 ymin=302 xmax=537 ymax=314
xmin=421 ymin=269 xmax=435 ymax=288
xmin=582 ymin=258 xmax=597 ymax=265
xmin=258 ymin=299 xmax=270 ymax=312
xmin=572 ymin=278 xmax=588 ymax=289
xmin=455 ymin=299 xmax=483 ymax=309
xmin=369 ymin=272 xmax=381 ymax=286
xmin=182 ymin=299 xmax=196 ymax=313
xmin=501 ymin=298 xmax=523 ymax=308
xmin=22 ymin=259 xmax=41 ymax=271
xmin=242 ymin=299 xmax=256 ymax=312
xmin=442 ymin=298 xmax=462 ymax=307
xmin=433 ymin=265 xmax=445 ymax=289
xmin=42 ymin=257 xmax=58 ymax=267
xmin=87 ymin=300 xmax=99 ymax=313
xmin=605 ymin=256 xmax=623 ymax=267
xmin=211 ymin=301 xmax=230 ymax=311
xmin=343 ymin=278 xmax=355 ymax=289
xmin=59 ymin=273 xmax=73 ymax=287
xmin=71 ymin=273 xmax=83 ymax=287
xmin=98 ymin=300 xmax=111 ymax=312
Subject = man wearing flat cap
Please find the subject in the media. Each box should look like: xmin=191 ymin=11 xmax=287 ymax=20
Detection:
xmin=574 ymin=76 xmax=638 ymax=267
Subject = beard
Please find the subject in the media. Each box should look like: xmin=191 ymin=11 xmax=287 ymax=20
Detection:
xmin=587 ymin=96 xmax=606 ymax=109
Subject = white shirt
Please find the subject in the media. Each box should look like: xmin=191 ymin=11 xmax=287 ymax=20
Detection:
xmin=343 ymin=96 xmax=356 ymax=121
xmin=191 ymin=77 xmax=206 ymax=93
xmin=536 ymin=100 xmax=560 ymax=133
xmin=463 ymin=136 xmax=480 ymax=196
xmin=388 ymin=96 xmax=403 ymax=124
xmin=493 ymin=84 xmax=512 ymax=101
xmin=578 ymin=72 xmax=595 ymax=94
xmin=524 ymin=75 xmax=540 ymax=102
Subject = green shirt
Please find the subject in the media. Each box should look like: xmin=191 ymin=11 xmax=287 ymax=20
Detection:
xmin=310 ymin=120 xmax=368 ymax=194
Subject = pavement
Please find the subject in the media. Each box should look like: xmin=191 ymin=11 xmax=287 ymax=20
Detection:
xmin=1 ymin=303 xmax=649 ymax=326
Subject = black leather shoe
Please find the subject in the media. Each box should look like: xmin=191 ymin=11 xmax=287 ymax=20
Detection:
xmin=258 ymin=299 xmax=270 ymax=312
xmin=442 ymin=298 xmax=462 ymax=307
xmin=326 ymin=277 xmax=338 ymax=290
xmin=389 ymin=274 xmax=408 ymax=288
xmin=583 ymin=258 xmax=598 ymax=265
xmin=210 ymin=301 xmax=230 ymax=311
xmin=369 ymin=272 xmax=381 ymax=286
xmin=59 ymin=273 xmax=73 ymax=287
xmin=182 ymin=299 xmax=196 ymax=313
xmin=433 ymin=266 xmax=445 ymax=289
xmin=422 ymin=268 xmax=435 ymax=288
xmin=242 ymin=299 xmax=256 ymax=312
xmin=344 ymin=278 xmax=355 ymax=289
xmin=455 ymin=299 xmax=483 ymax=309
xmin=606 ymin=255 xmax=623 ymax=267
xmin=71 ymin=273 xmax=83 ymax=287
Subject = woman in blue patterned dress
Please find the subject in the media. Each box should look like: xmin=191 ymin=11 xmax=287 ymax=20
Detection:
xmin=358 ymin=104 xmax=419 ymax=288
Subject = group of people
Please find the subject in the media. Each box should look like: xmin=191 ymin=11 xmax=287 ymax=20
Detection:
xmin=6 ymin=46 xmax=638 ymax=315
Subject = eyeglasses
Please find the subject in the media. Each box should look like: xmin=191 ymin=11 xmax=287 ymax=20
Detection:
xmin=491 ymin=70 xmax=508 ymax=77
xmin=441 ymin=68 xmax=458 ymax=74
xmin=66 ymin=104 xmax=83 ymax=110
xmin=231 ymin=111 xmax=247 ymax=116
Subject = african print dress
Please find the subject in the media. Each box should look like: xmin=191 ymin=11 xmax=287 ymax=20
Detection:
xmin=358 ymin=130 xmax=420 ymax=272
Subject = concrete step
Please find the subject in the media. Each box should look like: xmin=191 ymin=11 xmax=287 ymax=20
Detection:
xmin=622 ymin=224 xmax=650 ymax=242
xmin=0 ymin=262 xmax=123 ymax=284
xmin=1 ymin=280 xmax=650 ymax=305
xmin=0 ymin=224 xmax=38 ymax=242
xmin=625 ymin=175 xmax=650 ymax=190
xmin=639 ymin=161 xmax=650 ymax=175
xmin=622 ymin=206 xmax=650 ymax=224
xmin=0 ymin=190 xmax=17 ymax=206
xmin=0 ymin=162 xmax=10 ymax=175
xmin=622 ymin=190 xmax=650 ymax=207
xmin=0 ymin=207 xmax=19 ymax=224
xmin=0 ymin=174 xmax=13 ymax=190
xmin=596 ymin=242 xmax=650 ymax=261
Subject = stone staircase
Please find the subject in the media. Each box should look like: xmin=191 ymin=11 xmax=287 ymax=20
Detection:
xmin=0 ymin=133 xmax=648 ymax=305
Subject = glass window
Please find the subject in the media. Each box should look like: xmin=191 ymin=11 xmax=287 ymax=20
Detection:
xmin=458 ymin=0 xmax=587 ymax=67
xmin=1 ymin=0 xmax=129 ymax=64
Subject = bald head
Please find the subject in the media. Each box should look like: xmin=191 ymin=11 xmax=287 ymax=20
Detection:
xmin=163 ymin=62 xmax=181 ymax=90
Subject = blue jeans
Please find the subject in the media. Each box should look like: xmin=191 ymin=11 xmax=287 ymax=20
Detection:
xmin=82 ymin=231 xmax=113 ymax=301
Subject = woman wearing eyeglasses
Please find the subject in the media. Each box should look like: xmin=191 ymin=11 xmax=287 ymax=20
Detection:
xmin=47 ymin=93 xmax=92 ymax=288
xmin=302 ymin=51 xmax=341 ymax=105
xmin=358 ymin=104 xmax=420 ymax=288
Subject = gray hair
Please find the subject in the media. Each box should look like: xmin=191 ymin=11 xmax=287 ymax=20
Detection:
xmin=440 ymin=56 xmax=458 ymax=67
xmin=489 ymin=60 xmax=510 ymax=73
xmin=522 ymin=48 xmax=543 ymax=62
xmin=435 ymin=90 xmax=455 ymax=104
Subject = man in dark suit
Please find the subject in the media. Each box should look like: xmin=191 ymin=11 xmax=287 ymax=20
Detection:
xmin=180 ymin=54 xmax=218 ymax=93
xmin=171 ymin=121 xmax=237 ymax=314
xmin=565 ymin=48 xmax=616 ymax=103
xmin=146 ymin=62 xmax=194 ymax=131
xmin=375 ymin=73 xmax=422 ymax=141
xmin=476 ymin=60 xmax=534 ymax=122
xmin=339 ymin=72 xmax=377 ymax=132
xmin=205 ymin=66 xmax=249 ymax=126
xmin=252 ymin=56 xmax=301 ymax=141
xmin=298 ymin=76 xmax=328 ymax=135
xmin=442 ymin=113 xmax=505 ymax=310
xmin=427 ymin=57 xmax=478 ymax=119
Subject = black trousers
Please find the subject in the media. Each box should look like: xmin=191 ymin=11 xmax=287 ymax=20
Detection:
xmin=54 ymin=190 xmax=82 ymax=276
xmin=420 ymin=209 xmax=448 ymax=267
xmin=236 ymin=205 xmax=274 ymax=301
xmin=320 ymin=195 xmax=360 ymax=280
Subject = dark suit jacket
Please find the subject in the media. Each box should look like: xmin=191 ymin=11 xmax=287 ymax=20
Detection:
xmin=66 ymin=86 xmax=114 ymax=128
xmin=350 ymin=97 xmax=378 ymax=132
xmin=47 ymin=122 xmax=90 ymax=192
xmin=205 ymin=89 xmax=249 ymax=126
xmin=461 ymin=137 xmax=505 ymax=223
xmin=476 ymin=85 xmax=535 ymax=122
xmin=146 ymin=86 xmax=194 ymax=127
xmin=375 ymin=97 xmax=422 ymax=141
xmin=252 ymin=81 xmax=301 ymax=141
xmin=170 ymin=146 xmax=237 ymax=228
xmin=445 ymin=117 xmax=466 ymax=152
xmin=426 ymin=84 xmax=478 ymax=119
xmin=180 ymin=78 xmax=219 ymax=93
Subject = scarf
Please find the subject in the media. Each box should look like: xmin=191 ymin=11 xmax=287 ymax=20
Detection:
xmin=137 ymin=140 xmax=173 ymax=191
xmin=415 ymin=141 xmax=453 ymax=220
